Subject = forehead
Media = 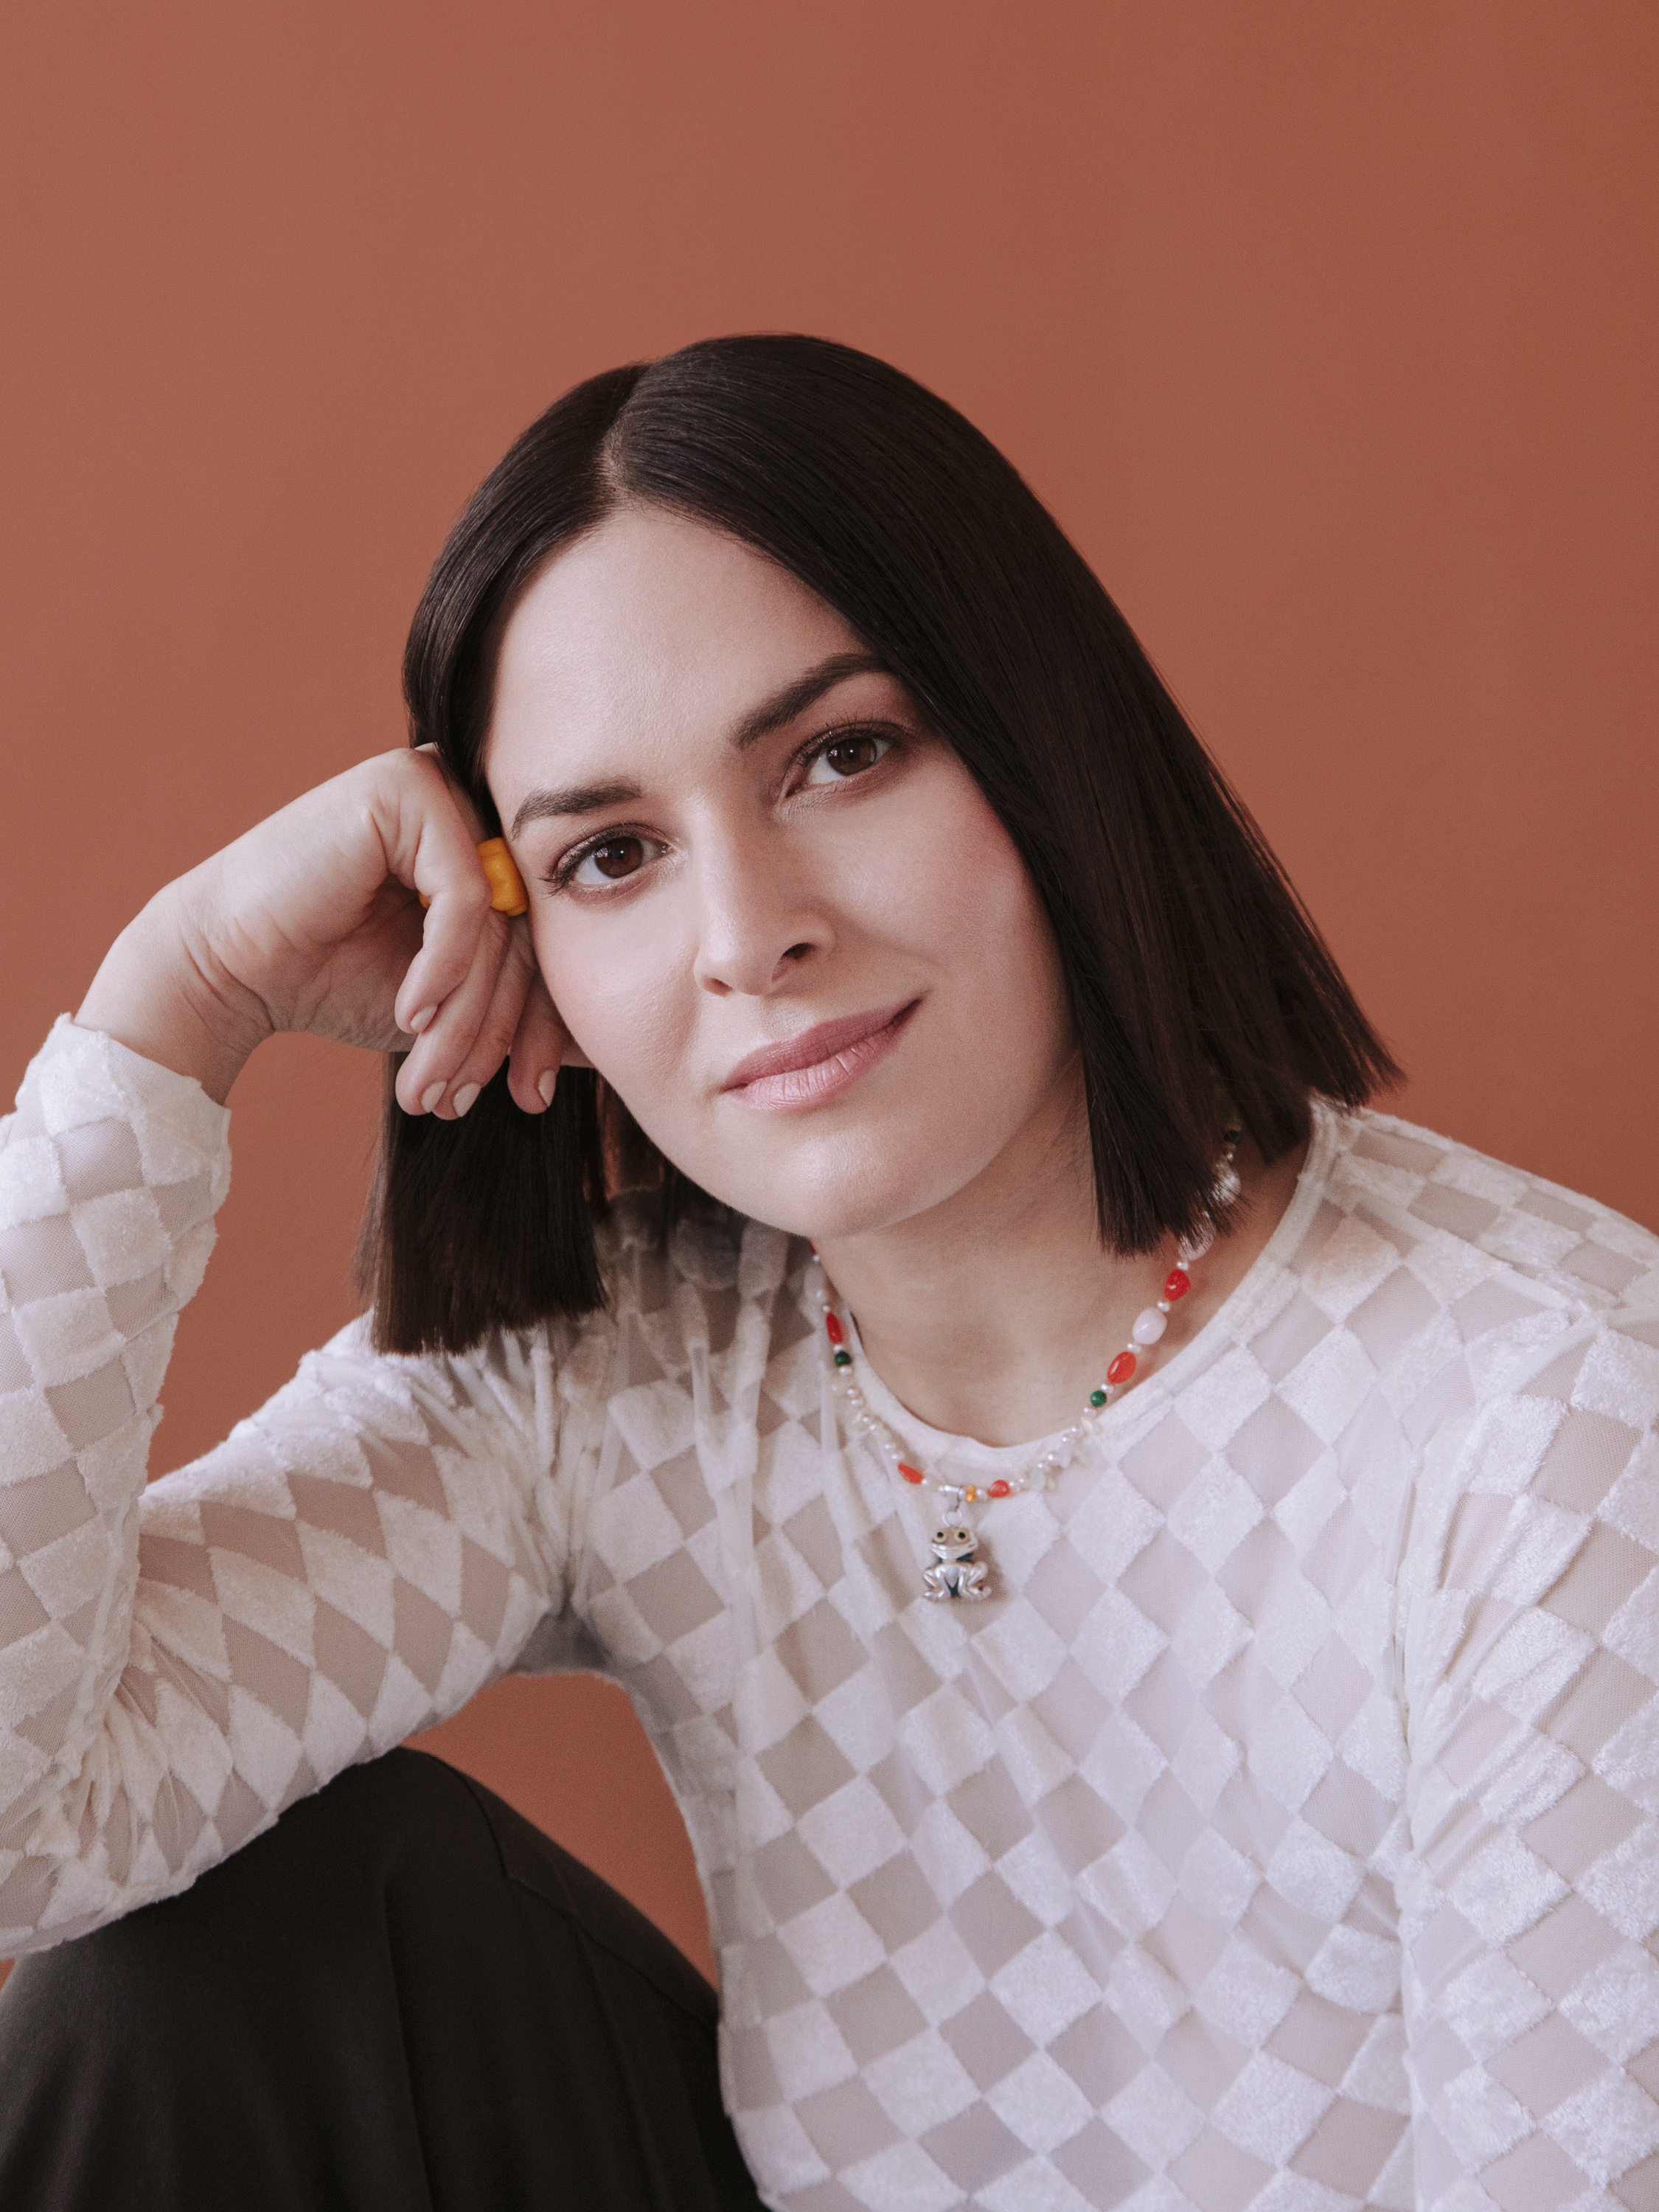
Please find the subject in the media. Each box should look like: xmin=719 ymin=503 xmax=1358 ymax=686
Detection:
xmin=489 ymin=508 xmax=860 ymax=766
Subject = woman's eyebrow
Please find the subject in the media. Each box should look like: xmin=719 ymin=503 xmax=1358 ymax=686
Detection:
xmin=730 ymin=651 xmax=889 ymax=751
xmin=511 ymin=779 xmax=641 ymax=833
xmin=508 ymin=652 xmax=891 ymax=833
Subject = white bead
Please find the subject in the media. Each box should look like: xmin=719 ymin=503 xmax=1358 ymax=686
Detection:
xmin=1212 ymin=1163 xmax=1242 ymax=1205
xmin=1178 ymin=1225 xmax=1214 ymax=1265
xmin=1130 ymin=1307 xmax=1167 ymax=1346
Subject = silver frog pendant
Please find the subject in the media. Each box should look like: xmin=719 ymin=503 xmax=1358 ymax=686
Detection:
xmin=923 ymin=1524 xmax=991 ymax=1602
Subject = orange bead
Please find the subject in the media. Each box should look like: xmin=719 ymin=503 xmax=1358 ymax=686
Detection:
xmin=988 ymin=1480 xmax=1011 ymax=1499
xmin=1107 ymin=1350 xmax=1138 ymax=1387
xmin=898 ymin=1462 xmax=926 ymax=1485
xmin=1164 ymin=1267 xmax=1191 ymax=1301
xmin=476 ymin=838 xmax=529 ymax=917
xmin=825 ymin=1312 xmax=845 ymax=1345
xmin=418 ymin=838 xmax=529 ymax=917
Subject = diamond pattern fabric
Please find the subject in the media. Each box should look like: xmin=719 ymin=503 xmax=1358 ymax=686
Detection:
xmin=4 ymin=1017 xmax=1659 ymax=2210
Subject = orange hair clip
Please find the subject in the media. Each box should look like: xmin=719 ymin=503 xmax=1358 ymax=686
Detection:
xmin=418 ymin=838 xmax=529 ymax=917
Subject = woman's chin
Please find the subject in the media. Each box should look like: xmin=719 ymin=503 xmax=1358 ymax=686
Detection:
xmin=689 ymin=1138 xmax=989 ymax=1246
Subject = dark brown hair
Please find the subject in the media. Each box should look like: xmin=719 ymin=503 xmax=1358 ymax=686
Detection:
xmin=360 ymin=334 xmax=1398 ymax=1354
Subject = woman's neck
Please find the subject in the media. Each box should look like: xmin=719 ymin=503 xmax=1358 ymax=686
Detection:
xmin=813 ymin=1097 xmax=1308 ymax=1448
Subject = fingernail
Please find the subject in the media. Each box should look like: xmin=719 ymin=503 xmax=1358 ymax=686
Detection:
xmin=537 ymin=1070 xmax=557 ymax=1107
xmin=420 ymin=1082 xmax=446 ymax=1114
xmin=452 ymin=1082 xmax=481 ymax=1117
xmin=407 ymin=1006 xmax=437 ymax=1037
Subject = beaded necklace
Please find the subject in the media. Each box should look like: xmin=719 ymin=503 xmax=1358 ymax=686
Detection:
xmin=815 ymin=1119 xmax=1243 ymax=1601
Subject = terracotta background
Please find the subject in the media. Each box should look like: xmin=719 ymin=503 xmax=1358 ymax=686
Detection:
xmin=1 ymin=3 xmax=1654 ymax=1980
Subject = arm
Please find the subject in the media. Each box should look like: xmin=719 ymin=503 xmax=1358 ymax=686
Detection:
xmin=0 ymin=1020 xmax=575 ymax=1952
xmin=1398 ymin=1311 xmax=1659 ymax=2205
xmin=0 ymin=748 xmax=586 ymax=1948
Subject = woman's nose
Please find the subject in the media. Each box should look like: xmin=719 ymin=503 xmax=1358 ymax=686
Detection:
xmin=689 ymin=835 xmax=834 ymax=998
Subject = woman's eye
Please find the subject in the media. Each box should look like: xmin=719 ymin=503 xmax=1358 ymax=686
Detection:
xmin=567 ymin=834 xmax=664 ymax=888
xmin=803 ymin=730 xmax=893 ymax=785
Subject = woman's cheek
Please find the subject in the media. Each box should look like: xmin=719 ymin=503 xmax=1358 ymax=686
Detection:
xmin=534 ymin=913 xmax=693 ymax=1102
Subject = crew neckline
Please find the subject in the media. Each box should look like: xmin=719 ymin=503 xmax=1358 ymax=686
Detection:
xmin=832 ymin=1099 xmax=1347 ymax=1477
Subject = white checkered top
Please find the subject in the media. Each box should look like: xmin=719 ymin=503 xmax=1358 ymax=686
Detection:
xmin=4 ymin=1018 xmax=1659 ymax=2211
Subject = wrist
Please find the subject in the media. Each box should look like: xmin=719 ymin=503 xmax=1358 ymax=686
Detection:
xmin=75 ymin=877 xmax=273 ymax=1104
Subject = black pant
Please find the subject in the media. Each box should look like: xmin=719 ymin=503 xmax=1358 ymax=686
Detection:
xmin=0 ymin=1749 xmax=765 ymax=2211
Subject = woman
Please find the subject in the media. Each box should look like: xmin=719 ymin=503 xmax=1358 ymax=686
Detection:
xmin=0 ymin=335 xmax=1655 ymax=2211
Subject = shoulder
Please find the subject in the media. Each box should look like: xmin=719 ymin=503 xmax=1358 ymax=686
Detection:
xmin=1332 ymin=1107 xmax=1659 ymax=1319
xmin=1301 ymin=1105 xmax=1659 ymax=1485
xmin=593 ymin=1188 xmax=810 ymax=1345
xmin=319 ymin=1197 xmax=808 ymax=1436
xmin=275 ymin=1308 xmax=590 ymax=1445
xmin=1343 ymin=1125 xmax=1659 ymax=1737
xmin=1294 ymin=1107 xmax=1659 ymax=1376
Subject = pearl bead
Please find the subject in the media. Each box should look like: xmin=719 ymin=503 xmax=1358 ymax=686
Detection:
xmin=1131 ymin=1307 xmax=1167 ymax=1346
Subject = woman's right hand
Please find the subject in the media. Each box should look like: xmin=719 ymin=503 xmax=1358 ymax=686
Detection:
xmin=75 ymin=748 xmax=566 ymax=1114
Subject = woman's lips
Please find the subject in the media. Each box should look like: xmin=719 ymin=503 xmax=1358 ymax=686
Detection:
xmin=721 ymin=1001 xmax=919 ymax=1111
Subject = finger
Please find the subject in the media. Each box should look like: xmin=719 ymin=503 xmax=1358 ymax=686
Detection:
xmin=434 ymin=925 xmax=546 ymax=1119
xmin=394 ymin=911 xmax=515 ymax=1115
xmin=377 ymin=757 xmax=495 ymax=1039
xmin=505 ymin=965 xmax=571 ymax=1113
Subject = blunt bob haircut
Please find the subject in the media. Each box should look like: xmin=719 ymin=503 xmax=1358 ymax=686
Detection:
xmin=361 ymin=333 xmax=1397 ymax=1355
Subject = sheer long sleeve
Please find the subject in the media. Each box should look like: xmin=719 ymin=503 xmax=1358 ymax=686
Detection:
xmin=1399 ymin=1307 xmax=1659 ymax=2204
xmin=0 ymin=1021 xmax=585 ymax=1954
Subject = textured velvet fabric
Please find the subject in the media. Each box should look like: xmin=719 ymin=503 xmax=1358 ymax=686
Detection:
xmin=0 ymin=1747 xmax=763 ymax=2209
xmin=5 ymin=1018 xmax=1659 ymax=2207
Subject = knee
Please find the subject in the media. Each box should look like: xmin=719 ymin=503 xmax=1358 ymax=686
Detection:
xmin=2 ymin=1751 xmax=476 ymax=2022
xmin=0 ymin=1756 xmax=484 ymax=2212
xmin=258 ymin=1745 xmax=476 ymax=1870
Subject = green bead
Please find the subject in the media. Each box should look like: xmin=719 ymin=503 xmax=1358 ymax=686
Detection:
xmin=833 ymin=1349 xmax=853 ymax=1368
xmin=1089 ymin=1388 xmax=1107 ymax=1408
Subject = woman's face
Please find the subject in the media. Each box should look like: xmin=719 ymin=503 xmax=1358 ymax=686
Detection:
xmin=485 ymin=507 xmax=1077 ymax=1241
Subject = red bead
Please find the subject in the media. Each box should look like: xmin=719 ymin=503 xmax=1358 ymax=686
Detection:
xmin=1164 ymin=1268 xmax=1191 ymax=1302
xmin=824 ymin=1312 xmax=845 ymax=1345
xmin=898 ymin=1461 xmax=926 ymax=1485
xmin=988 ymin=1479 xmax=1011 ymax=1499
xmin=1107 ymin=1350 xmax=1138 ymax=1387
